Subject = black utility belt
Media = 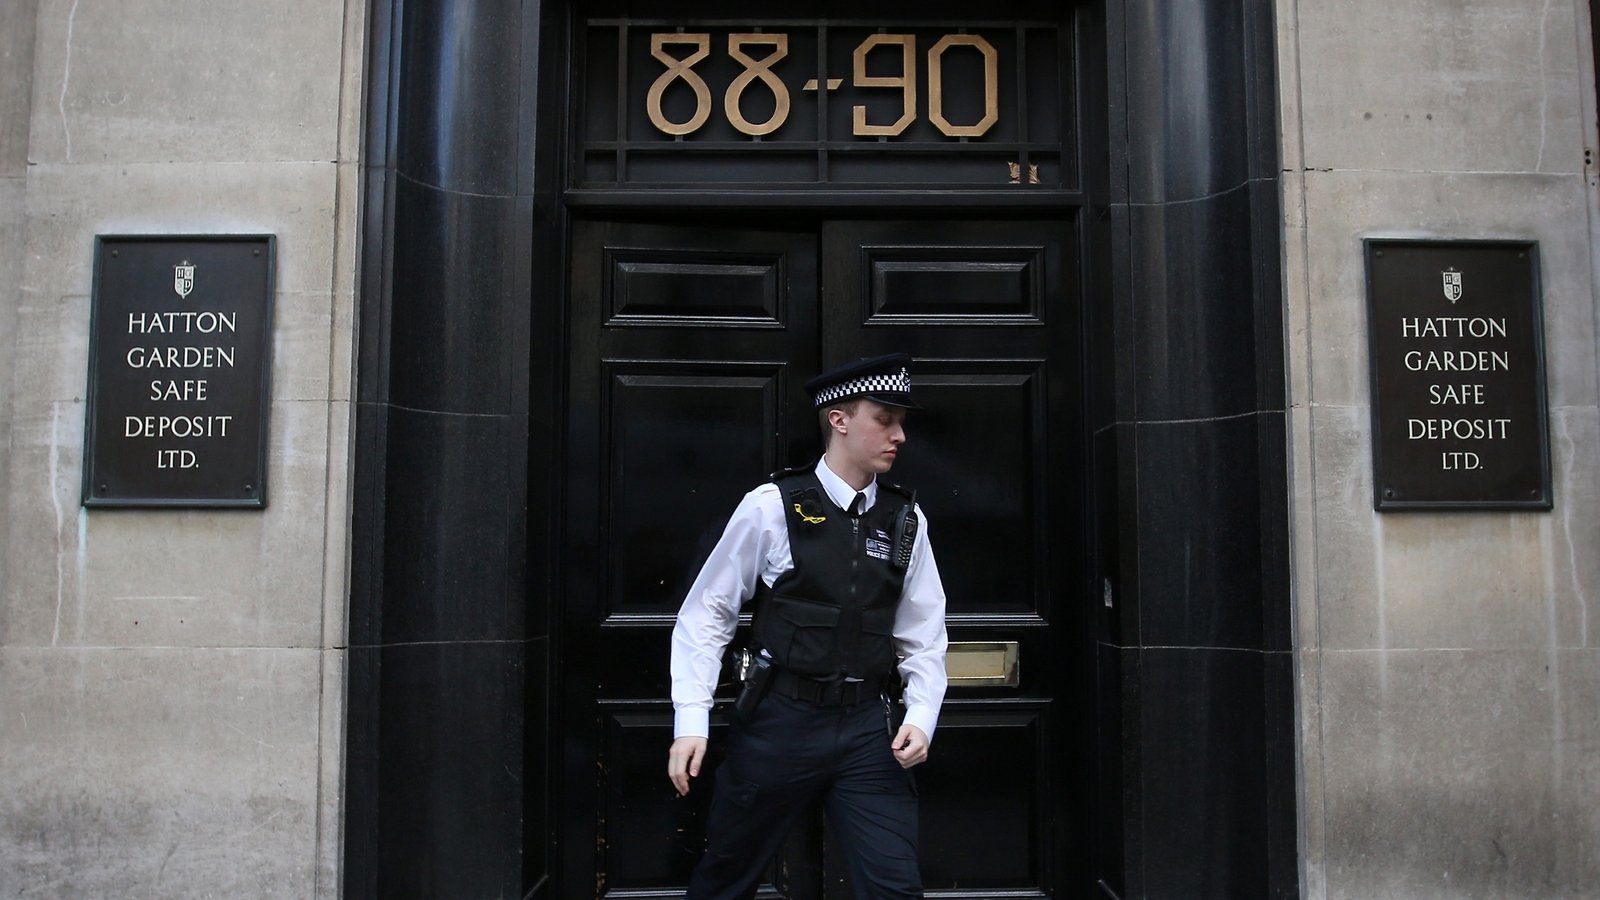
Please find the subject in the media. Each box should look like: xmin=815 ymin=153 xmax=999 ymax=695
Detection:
xmin=769 ymin=668 xmax=886 ymax=707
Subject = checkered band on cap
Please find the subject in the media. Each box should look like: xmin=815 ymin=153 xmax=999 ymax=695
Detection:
xmin=812 ymin=367 xmax=912 ymax=407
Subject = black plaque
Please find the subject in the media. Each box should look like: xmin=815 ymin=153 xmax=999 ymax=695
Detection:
xmin=1364 ymin=239 xmax=1551 ymax=510
xmin=83 ymin=235 xmax=275 ymax=508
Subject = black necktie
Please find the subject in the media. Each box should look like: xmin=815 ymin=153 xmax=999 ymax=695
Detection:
xmin=848 ymin=492 xmax=865 ymax=516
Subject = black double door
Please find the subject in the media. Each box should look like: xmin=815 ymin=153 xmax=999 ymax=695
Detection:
xmin=562 ymin=214 xmax=1088 ymax=897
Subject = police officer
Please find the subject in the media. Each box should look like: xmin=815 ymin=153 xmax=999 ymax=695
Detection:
xmin=667 ymin=353 xmax=949 ymax=900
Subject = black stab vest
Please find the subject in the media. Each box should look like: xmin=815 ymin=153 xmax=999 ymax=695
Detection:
xmin=751 ymin=468 xmax=912 ymax=683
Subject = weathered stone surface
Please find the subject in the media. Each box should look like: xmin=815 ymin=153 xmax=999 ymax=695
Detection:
xmin=0 ymin=645 xmax=322 ymax=897
xmin=1295 ymin=0 xmax=1587 ymax=174
xmin=1 ymin=0 xmax=361 ymax=896
xmin=272 ymin=291 xmax=338 ymax=403
xmin=1 ymin=399 xmax=331 ymax=650
xmin=1319 ymin=648 xmax=1588 ymax=899
xmin=1547 ymin=407 xmax=1600 ymax=649
xmin=319 ymin=400 xmax=353 ymax=650
xmin=1283 ymin=213 xmax=1312 ymax=408
xmin=0 ymin=178 xmax=26 ymax=595
xmin=1552 ymin=649 xmax=1600 ymax=890
xmin=1289 ymin=404 xmax=1320 ymax=649
xmin=7 ymin=289 xmax=88 ymax=409
xmin=1299 ymin=168 xmax=1596 ymax=409
xmin=1307 ymin=404 xmax=1383 ymax=650
xmin=0 ymin=402 xmax=88 ymax=649
xmin=313 ymin=647 xmax=346 ymax=897
xmin=1297 ymin=648 xmax=1328 ymax=898
xmin=22 ymin=161 xmax=339 ymax=299
xmin=27 ymin=0 xmax=344 ymax=165
xmin=1382 ymin=512 xmax=1556 ymax=650
xmin=0 ymin=0 xmax=38 ymax=176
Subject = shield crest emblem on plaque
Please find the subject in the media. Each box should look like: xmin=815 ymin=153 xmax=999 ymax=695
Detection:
xmin=173 ymin=262 xmax=195 ymax=299
xmin=1441 ymin=268 xmax=1462 ymax=303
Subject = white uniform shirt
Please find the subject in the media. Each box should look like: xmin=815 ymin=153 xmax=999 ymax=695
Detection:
xmin=670 ymin=458 xmax=949 ymax=742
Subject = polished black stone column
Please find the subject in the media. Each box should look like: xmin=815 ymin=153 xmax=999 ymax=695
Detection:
xmin=1094 ymin=0 xmax=1297 ymax=896
xmin=346 ymin=0 xmax=558 ymax=896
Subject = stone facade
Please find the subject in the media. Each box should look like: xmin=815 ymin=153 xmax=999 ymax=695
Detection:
xmin=1280 ymin=0 xmax=1600 ymax=896
xmin=0 ymin=0 xmax=364 ymax=895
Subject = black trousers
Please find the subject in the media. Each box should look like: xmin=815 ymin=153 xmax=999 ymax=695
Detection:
xmin=686 ymin=692 xmax=922 ymax=900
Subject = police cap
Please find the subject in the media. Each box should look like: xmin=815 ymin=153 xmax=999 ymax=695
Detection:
xmin=804 ymin=353 xmax=922 ymax=410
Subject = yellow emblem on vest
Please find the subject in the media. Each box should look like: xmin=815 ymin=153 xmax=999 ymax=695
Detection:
xmin=793 ymin=502 xmax=826 ymax=525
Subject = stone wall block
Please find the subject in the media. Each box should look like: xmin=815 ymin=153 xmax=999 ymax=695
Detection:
xmin=1381 ymin=513 xmax=1551 ymax=649
xmin=314 ymin=647 xmax=347 ymax=898
xmin=2 ymin=398 xmax=329 ymax=650
xmin=1552 ymin=648 xmax=1600 ymax=888
xmin=1289 ymin=404 xmax=1320 ymax=649
xmin=272 ymin=290 xmax=337 ymax=403
xmin=328 ymin=162 xmax=361 ymax=403
xmin=1308 ymin=404 xmax=1382 ymax=649
xmin=0 ymin=0 xmax=38 ymax=175
xmin=1273 ymin=3 xmax=1304 ymax=176
xmin=0 ymin=645 xmax=321 ymax=897
xmin=1319 ymin=648 xmax=1570 ymax=899
xmin=1547 ymin=406 xmax=1600 ymax=648
xmin=1283 ymin=217 xmax=1311 ymax=411
xmin=335 ymin=9 xmax=367 ymax=165
xmin=1301 ymin=169 xmax=1595 ymax=408
xmin=1296 ymin=647 xmax=1327 ymax=900
xmin=9 ymin=289 xmax=89 ymax=409
xmin=0 ymin=404 xmax=86 ymax=648
xmin=1298 ymin=170 xmax=1371 ymax=409
xmin=0 ymin=178 xmax=28 ymax=565
xmin=329 ymin=289 xmax=356 ymax=404
xmin=1295 ymin=0 xmax=1587 ymax=174
xmin=320 ymin=399 xmax=353 ymax=651
xmin=74 ymin=398 xmax=329 ymax=649
xmin=22 ymin=162 xmax=339 ymax=299
xmin=27 ymin=0 xmax=343 ymax=165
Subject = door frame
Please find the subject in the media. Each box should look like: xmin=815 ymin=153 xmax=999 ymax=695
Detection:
xmin=345 ymin=0 xmax=1297 ymax=896
xmin=556 ymin=212 xmax=1098 ymax=896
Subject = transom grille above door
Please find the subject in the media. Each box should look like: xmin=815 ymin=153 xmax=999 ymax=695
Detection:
xmin=573 ymin=16 xmax=1077 ymax=190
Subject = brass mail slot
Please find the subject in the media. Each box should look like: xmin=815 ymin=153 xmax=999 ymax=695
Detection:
xmin=945 ymin=641 xmax=1020 ymax=687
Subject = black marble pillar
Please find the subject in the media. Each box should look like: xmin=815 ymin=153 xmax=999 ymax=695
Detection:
xmin=1094 ymin=0 xmax=1297 ymax=896
xmin=346 ymin=0 xmax=558 ymax=896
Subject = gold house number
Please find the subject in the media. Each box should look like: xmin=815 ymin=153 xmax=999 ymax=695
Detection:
xmin=645 ymin=32 xmax=1000 ymax=138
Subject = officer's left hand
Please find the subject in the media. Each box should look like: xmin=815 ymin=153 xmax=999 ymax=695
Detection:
xmin=891 ymin=724 xmax=929 ymax=768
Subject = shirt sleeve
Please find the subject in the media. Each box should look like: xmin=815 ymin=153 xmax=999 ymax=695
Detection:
xmin=893 ymin=504 xmax=949 ymax=742
xmin=669 ymin=485 xmax=780 ymax=739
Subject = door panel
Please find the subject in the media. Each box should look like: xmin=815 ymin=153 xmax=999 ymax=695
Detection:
xmin=607 ymin=371 xmax=784 ymax=617
xmin=564 ymin=217 xmax=1085 ymax=898
xmin=565 ymin=220 xmax=819 ymax=897
xmin=823 ymin=219 xmax=1084 ymax=898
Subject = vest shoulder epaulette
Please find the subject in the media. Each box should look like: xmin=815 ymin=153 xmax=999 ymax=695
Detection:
xmin=876 ymin=479 xmax=915 ymax=503
xmin=768 ymin=462 xmax=815 ymax=482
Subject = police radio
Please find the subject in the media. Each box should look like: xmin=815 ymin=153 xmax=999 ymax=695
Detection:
xmin=891 ymin=492 xmax=919 ymax=570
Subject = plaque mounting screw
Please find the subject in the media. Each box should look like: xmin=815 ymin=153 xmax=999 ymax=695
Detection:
xmin=1374 ymin=250 xmax=1384 ymax=258
xmin=244 ymin=484 xmax=254 ymax=494
xmin=98 ymin=483 xmax=108 ymax=494
xmin=1383 ymin=488 xmax=1394 ymax=498
xmin=253 ymin=249 xmax=260 ymax=256
xmin=111 ymin=250 xmax=119 ymax=257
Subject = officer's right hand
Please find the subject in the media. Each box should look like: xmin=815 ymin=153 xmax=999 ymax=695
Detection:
xmin=668 ymin=736 xmax=708 ymax=796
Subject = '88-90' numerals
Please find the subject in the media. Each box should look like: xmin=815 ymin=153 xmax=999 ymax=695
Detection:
xmin=645 ymin=32 xmax=999 ymax=139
